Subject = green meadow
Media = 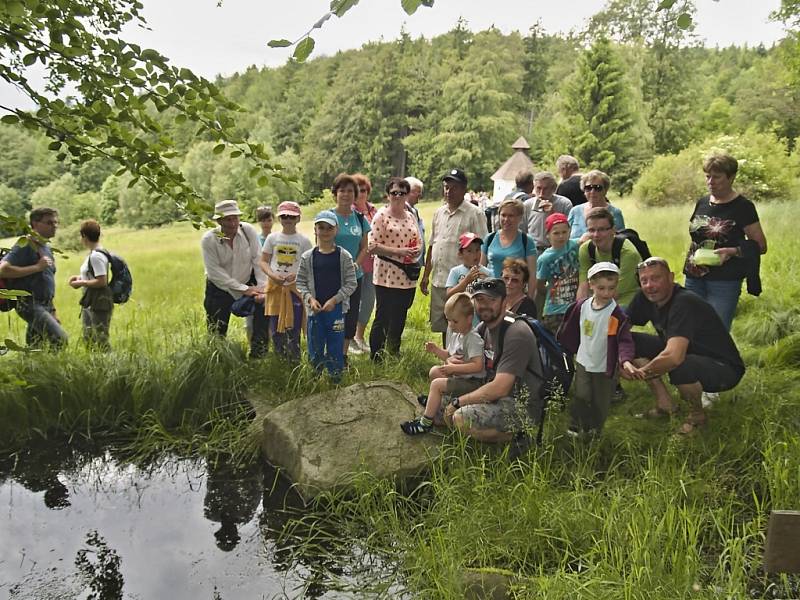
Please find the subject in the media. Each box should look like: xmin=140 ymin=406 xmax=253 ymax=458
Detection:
xmin=1 ymin=198 xmax=799 ymax=597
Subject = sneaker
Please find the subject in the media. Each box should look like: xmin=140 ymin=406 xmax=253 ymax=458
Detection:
xmin=357 ymin=338 xmax=370 ymax=353
xmin=612 ymin=383 xmax=626 ymax=404
xmin=400 ymin=418 xmax=433 ymax=436
xmin=416 ymin=394 xmax=428 ymax=407
xmin=701 ymin=392 xmax=719 ymax=409
xmin=349 ymin=343 xmax=364 ymax=356
xmin=508 ymin=431 xmax=532 ymax=460
xmin=566 ymin=426 xmax=580 ymax=438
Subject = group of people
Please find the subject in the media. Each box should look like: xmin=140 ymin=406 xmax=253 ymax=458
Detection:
xmin=0 ymin=151 xmax=766 ymax=447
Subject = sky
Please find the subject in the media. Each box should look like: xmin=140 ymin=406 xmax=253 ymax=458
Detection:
xmin=0 ymin=0 xmax=789 ymax=108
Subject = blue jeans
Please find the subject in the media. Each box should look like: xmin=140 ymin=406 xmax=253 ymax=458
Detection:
xmin=268 ymin=292 xmax=303 ymax=361
xmin=16 ymin=298 xmax=68 ymax=349
xmin=683 ymin=276 xmax=741 ymax=332
xmin=307 ymin=304 xmax=345 ymax=379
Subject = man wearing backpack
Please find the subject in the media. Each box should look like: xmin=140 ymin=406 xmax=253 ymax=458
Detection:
xmin=444 ymin=278 xmax=543 ymax=450
xmin=0 ymin=207 xmax=68 ymax=349
xmin=576 ymin=207 xmax=640 ymax=307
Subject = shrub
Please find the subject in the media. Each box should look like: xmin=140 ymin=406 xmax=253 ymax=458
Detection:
xmin=633 ymin=130 xmax=800 ymax=207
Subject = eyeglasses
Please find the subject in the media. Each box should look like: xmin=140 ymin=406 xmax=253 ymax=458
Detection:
xmin=637 ymin=256 xmax=670 ymax=270
xmin=502 ymin=275 xmax=523 ymax=284
xmin=584 ymin=184 xmax=604 ymax=192
xmin=279 ymin=214 xmax=299 ymax=220
xmin=389 ymin=190 xmax=408 ymax=197
xmin=586 ymin=226 xmax=612 ymax=233
xmin=358 ymin=187 xmax=369 ymax=193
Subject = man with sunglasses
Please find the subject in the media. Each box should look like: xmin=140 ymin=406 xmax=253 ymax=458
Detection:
xmin=622 ymin=257 xmax=745 ymax=434
xmin=443 ymin=277 xmax=543 ymax=448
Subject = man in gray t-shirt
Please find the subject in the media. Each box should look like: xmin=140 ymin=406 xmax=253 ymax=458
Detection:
xmin=444 ymin=278 xmax=543 ymax=444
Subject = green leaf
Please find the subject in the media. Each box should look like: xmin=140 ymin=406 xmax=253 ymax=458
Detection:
xmin=213 ymin=143 xmax=226 ymax=154
xmin=229 ymin=150 xmax=242 ymax=158
xmin=22 ymin=53 xmax=38 ymax=66
xmin=293 ymin=37 xmax=315 ymax=62
xmin=401 ymin=0 xmax=422 ymax=15
xmin=1 ymin=115 xmax=20 ymax=124
xmin=257 ymin=176 xmax=269 ymax=187
xmin=48 ymin=141 xmax=62 ymax=151
xmin=676 ymin=12 xmax=692 ymax=29
xmin=330 ymin=0 xmax=359 ymax=17
xmin=657 ymin=0 xmax=677 ymax=9
xmin=267 ymin=39 xmax=292 ymax=48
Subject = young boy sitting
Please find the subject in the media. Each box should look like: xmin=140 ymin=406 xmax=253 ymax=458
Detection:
xmin=557 ymin=262 xmax=636 ymax=436
xmin=295 ymin=210 xmax=357 ymax=380
xmin=536 ymin=212 xmax=580 ymax=334
xmin=401 ymin=293 xmax=485 ymax=435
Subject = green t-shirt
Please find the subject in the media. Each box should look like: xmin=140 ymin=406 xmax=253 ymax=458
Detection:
xmin=578 ymin=239 xmax=640 ymax=308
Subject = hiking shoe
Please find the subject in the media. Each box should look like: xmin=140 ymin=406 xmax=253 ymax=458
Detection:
xmin=701 ymin=392 xmax=719 ymax=409
xmin=401 ymin=418 xmax=433 ymax=436
xmin=349 ymin=343 xmax=364 ymax=355
xmin=508 ymin=431 xmax=532 ymax=460
xmin=416 ymin=394 xmax=428 ymax=407
xmin=612 ymin=384 xmax=627 ymax=404
xmin=566 ymin=426 xmax=580 ymax=438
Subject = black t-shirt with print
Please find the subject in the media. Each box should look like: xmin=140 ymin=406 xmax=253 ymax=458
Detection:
xmin=683 ymin=195 xmax=759 ymax=281
xmin=627 ymin=285 xmax=744 ymax=372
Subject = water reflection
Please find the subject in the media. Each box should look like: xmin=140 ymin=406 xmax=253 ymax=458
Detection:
xmin=0 ymin=442 xmax=400 ymax=599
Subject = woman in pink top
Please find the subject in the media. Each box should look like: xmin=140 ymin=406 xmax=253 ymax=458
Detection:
xmin=352 ymin=173 xmax=379 ymax=353
xmin=367 ymin=177 xmax=421 ymax=361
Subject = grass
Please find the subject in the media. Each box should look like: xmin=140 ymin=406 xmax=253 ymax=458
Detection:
xmin=1 ymin=198 xmax=800 ymax=598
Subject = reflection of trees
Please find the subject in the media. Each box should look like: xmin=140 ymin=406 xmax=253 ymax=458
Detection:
xmin=203 ymin=455 xmax=263 ymax=552
xmin=75 ymin=529 xmax=125 ymax=600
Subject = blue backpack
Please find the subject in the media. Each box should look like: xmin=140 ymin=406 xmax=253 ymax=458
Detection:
xmin=89 ymin=249 xmax=133 ymax=304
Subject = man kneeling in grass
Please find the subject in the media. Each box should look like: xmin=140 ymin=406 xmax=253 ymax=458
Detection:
xmin=443 ymin=278 xmax=543 ymax=451
xmin=622 ymin=257 xmax=745 ymax=434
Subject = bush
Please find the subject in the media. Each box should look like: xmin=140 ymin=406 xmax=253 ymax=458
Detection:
xmin=633 ymin=130 xmax=800 ymax=207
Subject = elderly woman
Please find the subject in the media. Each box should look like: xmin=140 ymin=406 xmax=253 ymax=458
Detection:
xmin=331 ymin=173 xmax=371 ymax=360
xmin=501 ymin=257 xmax=537 ymax=317
xmin=683 ymin=152 xmax=767 ymax=331
xmin=368 ymin=177 xmax=421 ymax=360
xmin=352 ymin=173 xmax=378 ymax=353
xmin=481 ymin=197 xmax=537 ymax=300
xmin=567 ymin=170 xmax=625 ymax=242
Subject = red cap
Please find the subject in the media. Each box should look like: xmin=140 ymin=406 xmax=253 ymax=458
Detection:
xmin=545 ymin=212 xmax=568 ymax=232
xmin=459 ymin=232 xmax=482 ymax=250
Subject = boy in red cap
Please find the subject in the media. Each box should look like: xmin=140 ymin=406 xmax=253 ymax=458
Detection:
xmin=536 ymin=213 xmax=580 ymax=333
xmin=444 ymin=232 xmax=493 ymax=299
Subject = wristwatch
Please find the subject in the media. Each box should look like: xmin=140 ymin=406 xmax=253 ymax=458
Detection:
xmin=451 ymin=397 xmax=460 ymax=409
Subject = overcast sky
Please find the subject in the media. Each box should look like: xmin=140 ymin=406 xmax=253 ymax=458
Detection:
xmin=0 ymin=0 xmax=789 ymax=107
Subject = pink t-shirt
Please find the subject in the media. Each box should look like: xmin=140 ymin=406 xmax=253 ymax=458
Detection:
xmin=355 ymin=202 xmax=378 ymax=274
xmin=371 ymin=210 xmax=420 ymax=289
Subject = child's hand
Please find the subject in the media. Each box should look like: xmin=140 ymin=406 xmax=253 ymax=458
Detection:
xmin=309 ymin=298 xmax=322 ymax=313
xmin=446 ymin=354 xmax=464 ymax=365
xmin=439 ymin=364 xmax=451 ymax=376
xmin=322 ymin=298 xmax=337 ymax=312
xmin=424 ymin=341 xmax=437 ymax=354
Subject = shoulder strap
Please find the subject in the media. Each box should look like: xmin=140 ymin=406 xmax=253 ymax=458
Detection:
xmin=611 ymin=236 xmax=624 ymax=267
xmin=486 ymin=231 xmax=496 ymax=247
xmin=521 ymin=233 xmax=528 ymax=254
xmin=87 ymin=249 xmax=110 ymax=279
xmin=239 ymin=223 xmax=254 ymax=247
xmin=587 ymin=241 xmax=596 ymax=263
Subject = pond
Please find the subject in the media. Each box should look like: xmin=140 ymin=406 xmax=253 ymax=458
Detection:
xmin=0 ymin=444 xmax=402 ymax=599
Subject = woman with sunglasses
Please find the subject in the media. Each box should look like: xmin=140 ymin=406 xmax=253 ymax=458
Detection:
xmin=331 ymin=173 xmax=371 ymax=361
xmin=367 ymin=178 xmax=421 ymax=360
xmin=567 ymin=170 xmax=625 ymax=242
xmin=352 ymin=173 xmax=378 ymax=354
xmin=501 ymin=258 xmax=537 ymax=317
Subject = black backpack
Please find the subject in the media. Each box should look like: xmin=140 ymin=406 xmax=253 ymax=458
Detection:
xmin=88 ymin=249 xmax=133 ymax=304
xmin=479 ymin=312 xmax=574 ymax=445
xmin=587 ymin=228 xmax=651 ymax=267
xmin=0 ymin=248 xmax=19 ymax=312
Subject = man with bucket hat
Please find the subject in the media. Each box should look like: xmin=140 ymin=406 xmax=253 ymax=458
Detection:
xmin=421 ymin=168 xmax=488 ymax=344
xmin=201 ymin=199 xmax=269 ymax=357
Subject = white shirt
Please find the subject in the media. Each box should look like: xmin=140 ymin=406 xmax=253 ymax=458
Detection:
xmin=80 ymin=248 xmax=109 ymax=280
xmin=201 ymin=223 xmax=266 ymax=298
xmin=576 ymin=298 xmax=616 ymax=373
xmin=429 ymin=200 xmax=488 ymax=288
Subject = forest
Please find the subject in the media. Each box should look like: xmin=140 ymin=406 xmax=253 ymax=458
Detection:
xmin=1 ymin=0 xmax=799 ymax=242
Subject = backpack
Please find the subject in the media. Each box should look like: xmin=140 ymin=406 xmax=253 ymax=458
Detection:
xmin=587 ymin=228 xmax=651 ymax=267
xmin=0 ymin=248 xmax=18 ymax=312
xmin=479 ymin=312 xmax=574 ymax=445
xmin=88 ymin=249 xmax=133 ymax=304
xmin=485 ymin=230 xmax=529 ymax=255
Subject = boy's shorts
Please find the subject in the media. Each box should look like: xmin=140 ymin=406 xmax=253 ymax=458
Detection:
xmin=445 ymin=376 xmax=483 ymax=397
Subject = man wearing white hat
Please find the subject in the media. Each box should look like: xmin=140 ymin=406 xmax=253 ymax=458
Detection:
xmin=201 ymin=199 xmax=269 ymax=357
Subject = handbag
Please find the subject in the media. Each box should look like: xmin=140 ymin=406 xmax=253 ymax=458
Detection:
xmin=378 ymin=256 xmax=421 ymax=281
xmin=231 ymin=294 xmax=256 ymax=317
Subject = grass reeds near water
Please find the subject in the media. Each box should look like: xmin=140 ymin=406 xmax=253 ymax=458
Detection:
xmin=1 ymin=199 xmax=799 ymax=597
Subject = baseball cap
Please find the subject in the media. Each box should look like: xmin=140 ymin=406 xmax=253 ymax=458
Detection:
xmin=587 ymin=261 xmax=620 ymax=279
xmin=545 ymin=212 xmax=569 ymax=232
xmin=458 ymin=232 xmax=482 ymax=250
xmin=313 ymin=210 xmax=338 ymax=227
xmin=277 ymin=201 xmax=301 ymax=217
xmin=442 ymin=168 xmax=468 ymax=186
xmin=469 ymin=277 xmax=506 ymax=299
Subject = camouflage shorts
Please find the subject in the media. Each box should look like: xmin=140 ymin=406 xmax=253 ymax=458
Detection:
xmin=456 ymin=396 xmax=527 ymax=433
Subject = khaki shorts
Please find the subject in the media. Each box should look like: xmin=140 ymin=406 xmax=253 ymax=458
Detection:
xmin=445 ymin=377 xmax=483 ymax=396
xmin=429 ymin=285 xmax=448 ymax=333
xmin=457 ymin=397 xmax=527 ymax=433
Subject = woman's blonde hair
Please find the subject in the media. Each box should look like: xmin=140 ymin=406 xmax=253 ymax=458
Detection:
xmin=498 ymin=197 xmax=524 ymax=217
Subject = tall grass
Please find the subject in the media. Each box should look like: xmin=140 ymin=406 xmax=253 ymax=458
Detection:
xmin=1 ymin=200 xmax=799 ymax=597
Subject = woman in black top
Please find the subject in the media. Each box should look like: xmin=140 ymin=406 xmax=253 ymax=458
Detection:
xmin=682 ymin=153 xmax=767 ymax=332
xmin=501 ymin=257 xmax=537 ymax=317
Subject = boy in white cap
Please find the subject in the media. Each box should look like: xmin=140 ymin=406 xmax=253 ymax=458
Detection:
xmin=295 ymin=210 xmax=357 ymax=380
xmin=260 ymin=201 xmax=312 ymax=360
xmin=557 ymin=261 xmax=636 ymax=436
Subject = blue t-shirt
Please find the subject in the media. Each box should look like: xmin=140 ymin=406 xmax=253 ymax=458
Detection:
xmin=334 ymin=209 xmax=370 ymax=280
xmin=536 ymin=239 xmax=580 ymax=316
xmin=4 ymin=241 xmax=56 ymax=302
xmin=445 ymin=264 xmax=493 ymax=288
xmin=312 ymin=247 xmax=342 ymax=304
xmin=481 ymin=232 xmax=537 ymax=278
xmin=568 ymin=204 xmax=625 ymax=240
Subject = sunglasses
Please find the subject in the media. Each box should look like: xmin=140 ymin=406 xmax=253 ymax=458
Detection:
xmin=583 ymin=184 xmax=604 ymax=192
xmin=279 ymin=214 xmax=299 ymax=220
xmin=636 ymin=256 xmax=670 ymax=270
xmin=388 ymin=190 xmax=408 ymax=197
xmin=470 ymin=279 xmax=504 ymax=293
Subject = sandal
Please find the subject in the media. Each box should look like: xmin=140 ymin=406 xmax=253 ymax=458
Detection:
xmin=416 ymin=394 xmax=428 ymax=408
xmin=401 ymin=418 xmax=433 ymax=436
xmin=678 ymin=410 xmax=707 ymax=435
xmin=638 ymin=405 xmax=678 ymax=419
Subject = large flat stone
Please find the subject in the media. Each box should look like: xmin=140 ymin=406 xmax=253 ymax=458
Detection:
xmin=260 ymin=380 xmax=441 ymax=501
